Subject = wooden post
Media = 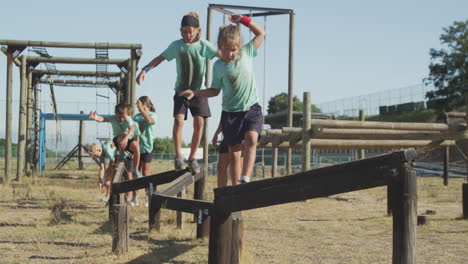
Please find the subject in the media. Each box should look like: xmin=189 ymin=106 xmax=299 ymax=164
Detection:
xmin=148 ymin=183 xmax=161 ymax=231
xmin=230 ymin=212 xmax=243 ymax=264
xmin=78 ymin=111 xmax=84 ymax=170
xmin=387 ymin=184 xmax=394 ymax=216
xmin=25 ymin=70 xmax=33 ymax=176
xmin=176 ymin=187 xmax=186 ymax=229
xmin=32 ymin=80 xmax=39 ymax=176
xmin=302 ymin=92 xmax=311 ymax=171
xmin=4 ymin=51 xmax=14 ymax=182
xmin=443 ymin=146 xmax=449 ymax=186
xmin=16 ymin=55 xmax=27 ymax=181
xmin=463 ymin=183 xmax=468 ymax=219
xmin=208 ymin=210 xmax=233 ymax=264
xmin=272 ymin=147 xmax=278 ymax=177
xmin=392 ymin=162 xmax=417 ymax=264
xmin=194 ymin=117 xmax=210 ymax=239
xmin=111 ymin=204 xmax=129 ymax=255
xmin=358 ymin=109 xmax=365 ymax=159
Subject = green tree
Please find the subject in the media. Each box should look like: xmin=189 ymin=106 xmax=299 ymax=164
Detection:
xmin=267 ymin=92 xmax=321 ymax=114
xmin=425 ymin=20 xmax=468 ymax=112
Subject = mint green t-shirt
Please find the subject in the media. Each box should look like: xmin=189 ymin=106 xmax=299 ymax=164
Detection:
xmin=107 ymin=115 xmax=135 ymax=138
xmin=133 ymin=122 xmax=141 ymax=138
xmin=99 ymin=140 xmax=117 ymax=163
xmin=133 ymin=112 xmax=156 ymax=154
xmin=211 ymin=41 xmax=259 ymax=112
xmin=161 ymin=38 xmax=217 ymax=93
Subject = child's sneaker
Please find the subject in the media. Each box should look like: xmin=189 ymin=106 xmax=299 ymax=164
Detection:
xmin=240 ymin=176 xmax=250 ymax=184
xmin=174 ymin=156 xmax=185 ymax=170
xmin=188 ymin=159 xmax=201 ymax=174
xmin=130 ymin=197 xmax=139 ymax=207
xmin=133 ymin=170 xmax=143 ymax=179
xmin=100 ymin=195 xmax=109 ymax=202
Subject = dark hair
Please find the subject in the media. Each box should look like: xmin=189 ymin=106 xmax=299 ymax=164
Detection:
xmin=115 ymin=103 xmax=127 ymax=115
xmin=138 ymin=96 xmax=156 ymax=112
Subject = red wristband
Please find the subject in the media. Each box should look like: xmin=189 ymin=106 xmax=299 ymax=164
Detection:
xmin=240 ymin=16 xmax=251 ymax=27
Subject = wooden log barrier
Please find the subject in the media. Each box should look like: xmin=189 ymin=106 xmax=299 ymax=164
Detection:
xmin=208 ymin=211 xmax=243 ymax=264
xmin=112 ymin=204 xmax=129 ymax=255
xmin=391 ymin=161 xmax=417 ymax=264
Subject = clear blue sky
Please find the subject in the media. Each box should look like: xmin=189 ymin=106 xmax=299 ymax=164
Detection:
xmin=0 ymin=0 xmax=467 ymax=150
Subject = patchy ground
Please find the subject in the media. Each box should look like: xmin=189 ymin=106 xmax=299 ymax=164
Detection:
xmin=0 ymin=162 xmax=467 ymax=264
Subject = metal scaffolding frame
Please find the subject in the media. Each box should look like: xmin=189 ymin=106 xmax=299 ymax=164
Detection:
xmin=0 ymin=39 xmax=142 ymax=182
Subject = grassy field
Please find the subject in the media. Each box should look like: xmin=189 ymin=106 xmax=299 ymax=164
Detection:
xmin=0 ymin=160 xmax=467 ymax=264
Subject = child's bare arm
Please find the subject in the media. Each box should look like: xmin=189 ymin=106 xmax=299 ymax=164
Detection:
xmin=229 ymin=14 xmax=265 ymax=50
xmin=136 ymin=100 xmax=155 ymax=124
xmin=136 ymin=55 xmax=166 ymax=85
xmin=178 ymin=88 xmax=221 ymax=100
xmin=89 ymin=111 xmax=108 ymax=122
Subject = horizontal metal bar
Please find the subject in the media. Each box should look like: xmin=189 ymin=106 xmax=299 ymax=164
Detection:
xmin=209 ymin=4 xmax=293 ymax=14
xmin=241 ymin=11 xmax=290 ymax=17
xmin=0 ymin=40 xmax=141 ymax=49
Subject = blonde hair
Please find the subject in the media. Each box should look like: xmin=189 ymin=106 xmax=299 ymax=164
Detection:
xmin=217 ymin=25 xmax=242 ymax=49
xmin=87 ymin=143 xmax=102 ymax=157
xmin=181 ymin=11 xmax=201 ymax=42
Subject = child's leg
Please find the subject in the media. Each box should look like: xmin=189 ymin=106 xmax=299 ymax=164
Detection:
xmin=129 ymin=141 xmax=140 ymax=173
xmin=217 ymin=152 xmax=230 ymax=187
xmin=228 ymin=144 xmax=243 ymax=185
xmin=241 ymin=131 xmax=259 ymax=178
xmin=173 ymin=114 xmax=185 ymax=158
xmin=189 ymin=116 xmax=204 ymax=160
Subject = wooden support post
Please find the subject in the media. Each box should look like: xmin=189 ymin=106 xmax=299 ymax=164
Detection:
xmin=387 ymin=184 xmax=394 ymax=216
xmin=358 ymin=109 xmax=366 ymax=159
xmin=176 ymin=187 xmax=186 ymax=229
xmin=302 ymin=92 xmax=311 ymax=171
xmin=194 ymin=117 xmax=210 ymax=239
xmin=230 ymin=212 xmax=243 ymax=264
xmin=272 ymin=147 xmax=278 ymax=177
xmin=111 ymin=204 xmax=129 ymax=255
xmin=208 ymin=210 xmax=233 ymax=264
xmin=25 ymin=70 xmax=33 ymax=176
xmin=148 ymin=183 xmax=161 ymax=231
xmin=463 ymin=183 xmax=468 ymax=219
xmin=16 ymin=55 xmax=27 ymax=182
xmin=443 ymin=146 xmax=449 ymax=186
xmin=392 ymin=162 xmax=417 ymax=264
xmin=4 ymin=51 xmax=13 ymax=182
xmin=78 ymin=111 xmax=85 ymax=170
xmin=32 ymin=81 xmax=39 ymax=176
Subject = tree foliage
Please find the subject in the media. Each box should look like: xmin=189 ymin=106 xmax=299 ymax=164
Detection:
xmin=267 ymin=92 xmax=321 ymax=114
xmin=425 ymin=20 xmax=468 ymax=112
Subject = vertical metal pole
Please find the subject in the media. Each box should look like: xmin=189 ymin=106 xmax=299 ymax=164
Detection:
xmin=17 ymin=56 xmax=27 ymax=181
xmin=78 ymin=111 xmax=84 ymax=170
xmin=358 ymin=109 xmax=365 ymax=159
xmin=286 ymin=12 xmax=295 ymax=175
xmin=25 ymin=70 xmax=33 ymax=176
xmin=443 ymin=112 xmax=449 ymax=186
xmin=302 ymin=92 xmax=311 ymax=171
xmin=271 ymin=146 xmax=278 ymax=177
xmin=33 ymin=80 xmax=39 ymax=175
xmin=4 ymin=52 xmax=14 ymax=182
xmin=463 ymin=94 xmax=468 ymax=218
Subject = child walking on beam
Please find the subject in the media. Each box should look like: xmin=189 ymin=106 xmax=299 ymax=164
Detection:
xmin=180 ymin=14 xmax=265 ymax=184
xmin=136 ymin=11 xmax=219 ymax=174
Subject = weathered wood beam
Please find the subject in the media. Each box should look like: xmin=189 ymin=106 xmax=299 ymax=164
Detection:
xmin=27 ymin=56 xmax=128 ymax=65
xmin=309 ymin=119 xmax=451 ymax=131
xmin=158 ymin=169 xmax=204 ymax=196
xmin=213 ymin=149 xmax=417 ymax=214
xmin=0 ymin=40 xmax=141 ymax=49
xmin=151 ymin=193 xmax=213 ymax=215
xmin=258 ymin=139 xmax=455 ymax=149
xmin=111 ymin=168 xmax=190 ymax=195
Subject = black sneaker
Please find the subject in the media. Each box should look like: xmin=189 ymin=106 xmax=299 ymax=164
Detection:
xmin=174 ymin=156 xmax=185 ymax=170
xmin=188 ymin=159 xmax=201 ymax=174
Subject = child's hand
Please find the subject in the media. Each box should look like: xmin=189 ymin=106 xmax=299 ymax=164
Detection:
xmin=229 ymin=14 xmax=243 ymax=24
xmin=212 ymin=133 xmax=219 ymax=146
xmin=118 ymin=137 xmax=127 ymax=151
xmin=136 ymin=100 xmax=146 ymax=112
xmin=89 ymin=111 xmax=97 ymax=120
xmin=178 ymin=90 xmax=195 ymax=100
xmin=136 ymin=70 xmax=146 ymax=85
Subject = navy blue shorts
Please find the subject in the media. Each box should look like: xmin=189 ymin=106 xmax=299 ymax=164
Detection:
xmin=173 ymin=92 xmax=211 ymax=120
xmin=221 ymin=103 xmax=263 ymax=146
xmin=140 ymin=152 xmax=153 ymax=164
xmin=218 ymin=139 xmax=228 ymax=154
xmin=113 ymin=137 xmax=136 ymax=153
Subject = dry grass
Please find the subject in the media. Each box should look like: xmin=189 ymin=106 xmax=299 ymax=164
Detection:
xmin=0 ymin=161 xmax=467 ymax=263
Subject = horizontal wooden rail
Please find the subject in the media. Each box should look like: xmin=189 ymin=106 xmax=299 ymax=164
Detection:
xmin=309 ymin=119 xmax=451 ymax=131
xmin=111 ymin=168 xmax=190 ymax=195
xmin=258 ymin=138 xmax=455 ymax=149
xmin=152 ymin=193 xmax=213 ymax=215
xmin=158 ymin=169 xmax=204 ymax=196
xmin=213 ymin=149 xmax=417 ymax=214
